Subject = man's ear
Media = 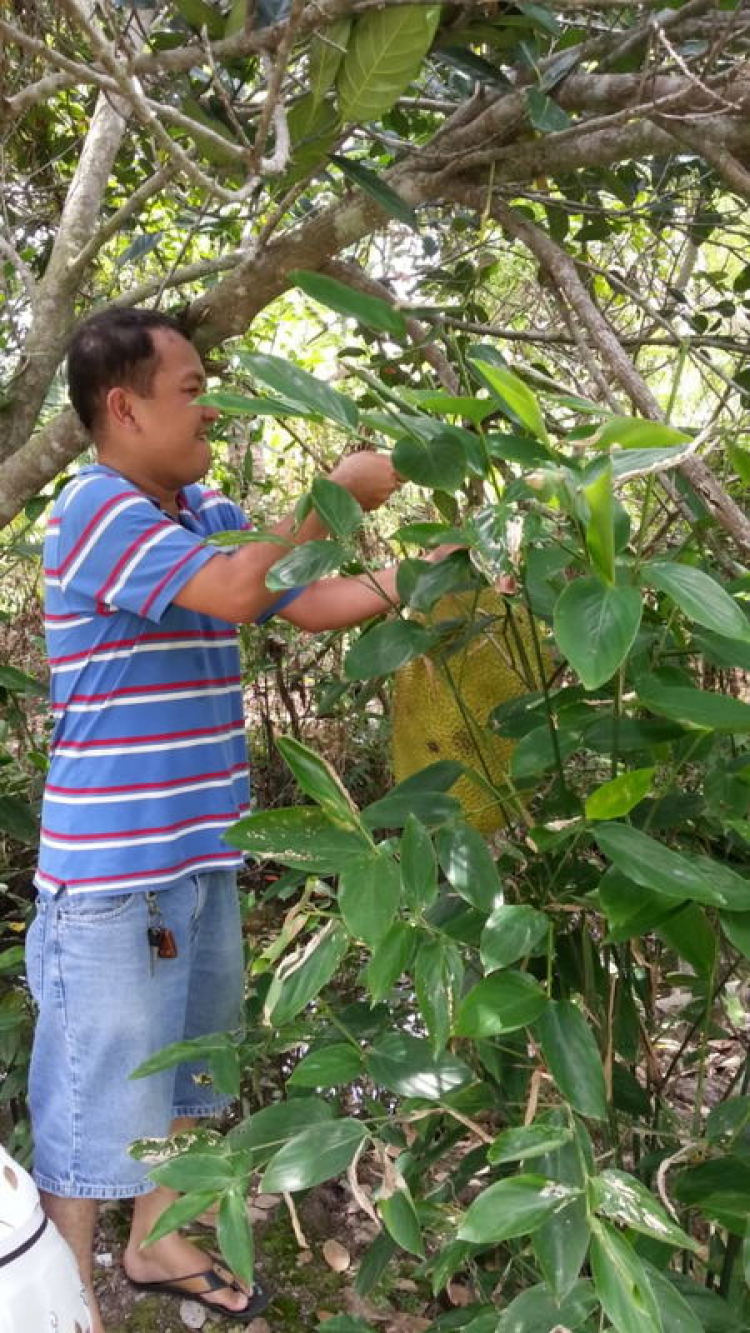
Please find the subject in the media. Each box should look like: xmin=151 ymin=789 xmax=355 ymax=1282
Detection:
xmin=106 ymin=386 xmax=138 ymax=429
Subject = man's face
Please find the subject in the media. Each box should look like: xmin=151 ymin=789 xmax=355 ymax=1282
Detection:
xmin=117 ymin=329 xmax=219 ymax=488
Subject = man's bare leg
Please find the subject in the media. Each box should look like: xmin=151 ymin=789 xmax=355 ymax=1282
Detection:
xmin=39 ymin=1192 xmax=102 ymax=1333
xmin=123 ymin=1117 xmax=254 ymax=1316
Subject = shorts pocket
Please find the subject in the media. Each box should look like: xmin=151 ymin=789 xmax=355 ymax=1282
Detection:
xmin=56 ymin=889 xmax=138 ymax=924
xmin=25 ymin=901 xmax=47 ymax=1003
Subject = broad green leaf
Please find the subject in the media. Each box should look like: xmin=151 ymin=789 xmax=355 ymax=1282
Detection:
xmin=266 ymin=538 xmax=346 ymax=590
xmin=308 ymin=19 xmax=352 ymax=107
xmin=0 ymin=664 xmax=45 ymax=695
xmin=339 ymin=850 xmax=401 ymax=945
xmin=673 ymin=1154 xmax=750 ymax=1230
xmin=329 ymin=154 xmax=417 ymax=229
xmin=261 ymin=1118 xmax=368 ymax=1192
xmin=285 ymin=94 xmax=340 ymax=183
xmin=392 ymin=430 xmax=467 ymax=492
xmin=706 ymin=1096 xmax=750 ymax=1146
xmin=593 ymin=1168 xmax=698 ymax=1251
xmin=415 ymin=937 xmax=463 ymax=1051
xmin=226 ymin=807 xmax=371 ymax=873
xmin=590 ymin=1220 xmax=663 ymax=1333
xmin=149 ymin=1150 xmax=237 ymax=1193
xmin=289 ymin=1043 xmax=363 ymax=1088
xmin=526 ymin=86 xmax=571 ymax=132
xmin=378 ymin=1185 xmax=424 ymax=1257
xmin=276 ymin=735 xmax=360 ymax=826
xmin=535 ymin=999 xmax=607 ymax=1120
xmin=694 ymin=627 xmax=750 ymax=670
xmin=594 ymin=822 xmax=748 ymax=909
xmin=228 ymin=1098 xmax=334 ymax=1160
xmin=610 ymin=444 xmax=692 ymax=477
xmin=264 ymin=922 xmax=350 ymax=1025
xmin=595 ymin=417 xmax=691 ymax=450
xmin=365 ymin=921 xmax=416 ymax=1004
xmin=292 ymin=269 xmax=406 ymax=338
xmin=198 ymin=390 xmax=315 ymax=418
xmin=0 ymin=795 xmax=38 ymax=845
xmin=637 ymin=681 xmax=750 ymax=733
xmin=179 ymin=99 xmax=237 ymax=168
xmin=728 ymin=440 xmax=750 ymax=484
xmin=583 ymin=462 xmax=616 ymax=585
xmin=657 ymin=903 xmax=717 ymax=977
xmin=668 ymin=1274 xmax=746 ymax=1332
xmin=435 ymin=821 xmax=504 ymax=913
xmin=533 ymin=1126 xmax=592 ymax=1300
xmin=363 ymin=790 xmax=460 ymax=830
xmin=337 ymin=5 xmax=441 ymax=123
xmin=553 ymin=578 xmax=642 ymax=690
xmin=645 ymin=1266 xmax=704 ymax=1333
xmin=217 ymin=1187 xmax=255 ymax=1289
xmin=644 ymin=562 xmax=750 ymax=642
xmin=468 ymin=357 xmax=550 ymax=444
xmin=480 ymin=905 xmax=548 ymax=972
xmin=400 ymin=815 xmax=438 ymax=910
xmin=243 ymin=353 xmax=358 ymax=429
xmin=366 ymin=1031 xmax=472 ymax=1100
xmin=585 ymin=767 xmax=654 ymax=820
xmin=458 ymin=1175 xmax=580 ymax=1244
xmin=488 ymin=1120 xmax=573 ymax=1166
xmin=344 ymin=620 xmax=436 ymax=680
xmin=720 ymin=910 xmax=750 ymax=959
xmin=511 ymin=725 xmax=579 ymax=780
xmin=496 ymin=1280 xmax=597 ymax=1333
xmin=309 ymin=476 xmax=364 ymax=540
xmin=130 ymin=1032 xmax=234 ymax=1080
xmin=454 ymin=971 xmax=548 ymax=1037
xmin=143 ymin=1189 xmax=219 ymax=1245
xmin=175 ymin=0 xmax=224 ymax=37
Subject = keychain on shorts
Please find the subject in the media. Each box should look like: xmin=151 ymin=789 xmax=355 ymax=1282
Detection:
xmin=146 ymin=891 xmax=178 ymax=973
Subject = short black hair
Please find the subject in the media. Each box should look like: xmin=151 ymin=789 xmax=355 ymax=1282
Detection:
xmin=67 ymin=306 xmax=189 ymax=433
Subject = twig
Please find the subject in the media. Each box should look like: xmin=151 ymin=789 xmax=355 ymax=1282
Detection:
xmin=283 ymin=1191 xmax=310 ymax=1249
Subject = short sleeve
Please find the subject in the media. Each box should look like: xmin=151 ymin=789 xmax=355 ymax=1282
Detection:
xmin=52 ymin=476 xmax=217 ymax=622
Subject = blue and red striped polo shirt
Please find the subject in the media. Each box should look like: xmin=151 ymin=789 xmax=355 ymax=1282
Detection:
xmin=36 ymin=464 xmax=295 ymax=896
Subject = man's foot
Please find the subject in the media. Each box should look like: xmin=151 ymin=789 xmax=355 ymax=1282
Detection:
xmin=123 ymin=1233 xmax=261 ymax=1318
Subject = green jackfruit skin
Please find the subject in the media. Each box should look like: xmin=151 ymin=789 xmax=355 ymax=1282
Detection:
xmin=392 ymin=591 xmax=553 ymax=834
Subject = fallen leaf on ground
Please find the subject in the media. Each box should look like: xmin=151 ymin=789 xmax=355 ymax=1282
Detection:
xmin=322 ymin=1238 xmax=351 ymax=1272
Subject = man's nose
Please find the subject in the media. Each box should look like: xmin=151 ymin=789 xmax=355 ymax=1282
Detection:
xmin=202 ymin=405 xmax=220 ymax=423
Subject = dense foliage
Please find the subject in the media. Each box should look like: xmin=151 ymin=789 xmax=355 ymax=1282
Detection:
xmin=0 ymin=3 xmax=749 ymax=1331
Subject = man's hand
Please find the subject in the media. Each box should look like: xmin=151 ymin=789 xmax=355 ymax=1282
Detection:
xmin=329 ymin=452 xmax=401 ymax=512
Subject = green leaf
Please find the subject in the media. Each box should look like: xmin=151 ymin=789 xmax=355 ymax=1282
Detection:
xmin=590 ymin=1220 xmax=663 ymax=1333
xmin=366 ymin=1031 xmax=472 ymax=1100
xmin=435 ymin=821 xmax=504 ymax=913
xmin=363 ymin=790 xmax=460 ymax=830
xmin=365 ymin=922 xmax=416 ymax=1004
xmin=454 ymin=971 xmax=548 ymax=1038
xmin=496 ymin=1280 xmax=597 ymax=1333
xmin=243 ymin=353 xmax=358 ymax=429
xmin=644 ymin=562 xmax=750 ymax=642
xmin=285 ymin=94 xmax=340 ymax=184
xmin=593 ymin=1169 xmax=698 ymax=1251
xmin=0 ymin=795 xmax=38 ymax=845
xmin=535 ymin=999 xmax=608 ymax=1120
xmin=458 ymin=1175 xmax=581 ymax=1244
xmin=533 ymin=1127 xmax=592 ymax=1300
xmin=488 ymin=1120 xmax=573 ymax=1166
xmin=292 ymin=269 xmax=406 ymax=338
xmin=400 ymin=815 xmax=438 ymax=910
xmin=392 ymin=430 xmax=467 ymax=492
xmin=585 ymin=767 xmax=655 ymax=820
xmin=289 ymin=1043 xmax=363 ymax=1088
xmin=378 ymin=1185 xmax=425 ymax=1257
xmin=266 ymin=538 xmax=346 ymax=590
xmin=277 ymin=735 xmax=361 ymax=827
xmin=593 ymin=822 xmax=746 ymax=909
xmin=227 ymin=1098 xmax=334 ymax=1161
xmin=329 ymin=155 xmax=417 ymax=229
xmin=595 ymin=417 xmax=691 ymax=450
xmin=175 ymin=0 xmax=224 ymax=38
xmin=265 ymin=922 xmax=350 ymax=1026
xmin=0 ymin=664 xmax=45 ymax=695
xmin=511 ymin=725 xmax=579 ymax=780
xmin=480 ymin=905 xmax=549 ymax=972
xmin=415 ymin=937 xmax=463 ymax=1051
xmin=526 ymin=86 xmax=571 ymax=132
xmin=645 ymin=1266 xmax=704 ymax=1333
xmin=721 ymin=910 xmax=750 ymax=959
xmin=261 ymin=1118 xmax=368 ymax=1192
xmin=610 ymin=445 xmax=692 ymax=478
xmin=637 ymin=681 xmax=750 ymax=733
xmin=339 ymin=850 xmax=401 ymax=945
xmin=217 ymin=1188 xmax=255 ymax=1290
xmin=308 ymin=18 xmax=352 ymax=107
xmin=226 ymin=807 xmax=371 ymax=873
xmin=337 ymin=5 xmax=441 ymax=123
xmin=657 ymin=903 xmax=717 ymax=978
xmin=553 ymin=578 xmax=643 ymax=690
xmin=672 ymin=1155 xmax=750 ymax=1230
xmin=583 ymin=462 xmax=616 ymax=585
xmin=344 ymin=620 xmax=436 ymax=680
xmin=309 ymin=476 xmax=364 ymax=540
xmin=130 ymin=1032 xmax=234 ymax=1080
xmin=143 ymin=1190 xmax=219 ymax=1246
xmin=468 ymin=357 xmax=550 ymax=444
xmin=149 ymin=1150 xmax=237 ymax=1193
xmin=198 ymin=390 xmax=315 ymax=419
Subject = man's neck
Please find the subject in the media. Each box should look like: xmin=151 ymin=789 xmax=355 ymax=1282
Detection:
xmin=96 ymin=453 xmax=181 ymax=517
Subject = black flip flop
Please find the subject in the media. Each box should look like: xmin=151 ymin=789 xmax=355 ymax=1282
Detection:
xmin=128 ymin=1264 xmax=270 ymax=1322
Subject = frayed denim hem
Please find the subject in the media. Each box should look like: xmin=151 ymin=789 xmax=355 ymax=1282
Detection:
xmin=33 ymin=1173 xmax=157 ymax=1201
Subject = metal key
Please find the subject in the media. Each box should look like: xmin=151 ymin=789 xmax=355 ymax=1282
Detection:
xmin=147 ymin=924 xmax=162 ymax=975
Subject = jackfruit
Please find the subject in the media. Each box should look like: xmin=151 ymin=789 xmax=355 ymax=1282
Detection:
xmin=391 ymin=590 xmax=554 ymax=833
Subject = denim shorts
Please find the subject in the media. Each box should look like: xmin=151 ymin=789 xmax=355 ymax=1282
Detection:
xmin=25 ymin=870 xmax=245 ymax=1200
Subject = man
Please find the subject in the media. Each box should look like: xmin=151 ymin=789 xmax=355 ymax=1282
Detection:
xmin=25 ymin=307 xmax=455 ymax=1330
